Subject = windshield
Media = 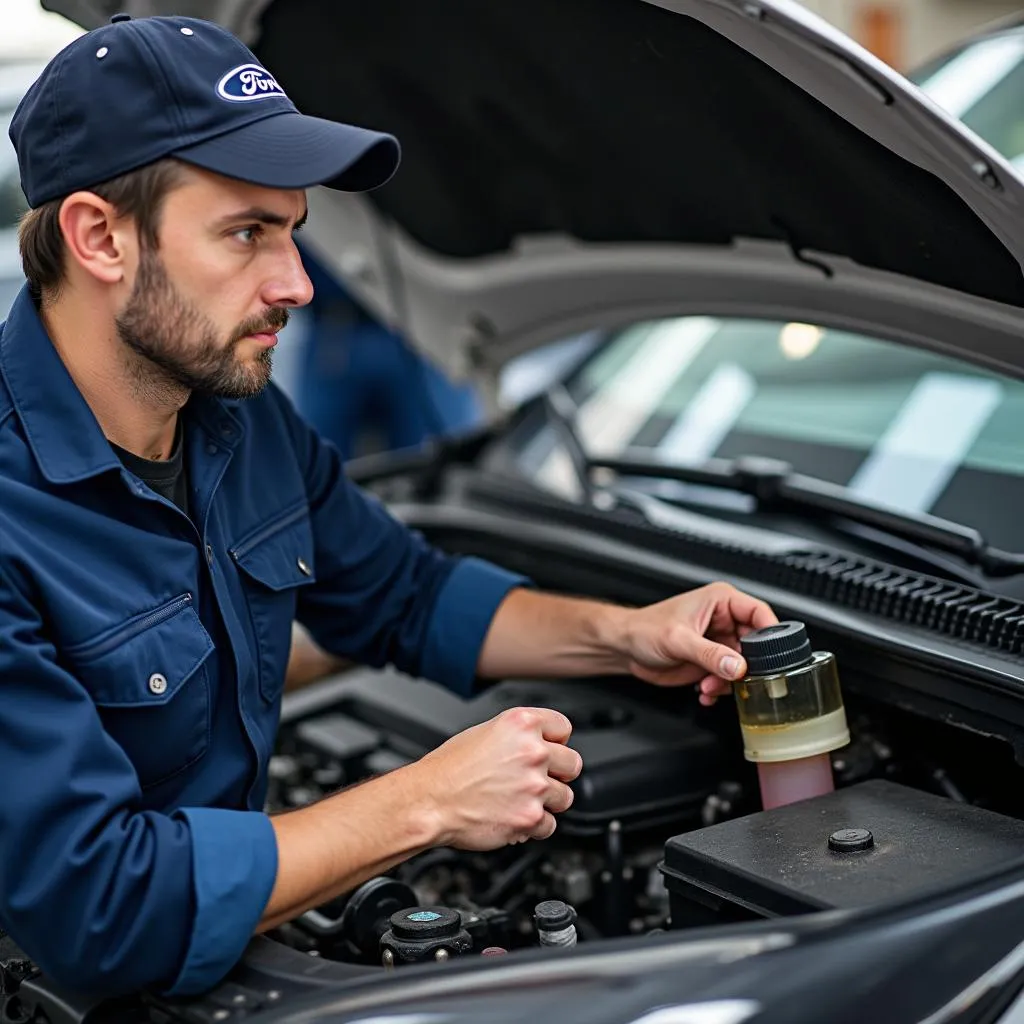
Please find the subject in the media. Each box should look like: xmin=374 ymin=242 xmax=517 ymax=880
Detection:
xmin=911 ymin=27 xmax=1024 ymax=172
xmin=502 ymin=317 xmax=1024 ymax=552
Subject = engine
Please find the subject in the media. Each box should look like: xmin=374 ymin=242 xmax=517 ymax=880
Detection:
xmin=267 ymin=668 xmax=731 ymax=960
xmin=265 ymin=654 xmax=1024 ymax=968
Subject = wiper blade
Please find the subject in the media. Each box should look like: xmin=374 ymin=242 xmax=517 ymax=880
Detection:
xmin=540 ymin=387 xmax=1024 ymax=578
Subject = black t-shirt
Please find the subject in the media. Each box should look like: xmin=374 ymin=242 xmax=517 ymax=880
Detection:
xmin=110 ymin=423 xmax=189 ymax=517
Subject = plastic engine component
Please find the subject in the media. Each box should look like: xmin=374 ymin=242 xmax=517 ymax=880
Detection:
xmin=534 ymin=900 xmax=578 ymax=947
xmin=291 ymin=671 xmax=727 ymax=836
xmin=380 ymin=908 xmax=473 ymax=965
xmin=661 ymin=779 xmax=1024 ymax=927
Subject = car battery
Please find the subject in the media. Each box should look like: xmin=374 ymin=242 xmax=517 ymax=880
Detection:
xmin=661 ymin=779 xmax=1024 ymax=927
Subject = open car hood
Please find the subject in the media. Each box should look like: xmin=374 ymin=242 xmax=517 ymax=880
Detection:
xmin=45 ymin=0 xmax=1024 ymax=391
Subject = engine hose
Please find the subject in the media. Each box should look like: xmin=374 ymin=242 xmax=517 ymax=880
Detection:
xmin=604 ymin=820 xmax=626 ymax=936
xmin=479 ymin=848 xmax=544 ymax=907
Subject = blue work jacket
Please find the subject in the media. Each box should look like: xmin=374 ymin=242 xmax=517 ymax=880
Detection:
xmin=0 ymin=286 xmax=522 ymax=996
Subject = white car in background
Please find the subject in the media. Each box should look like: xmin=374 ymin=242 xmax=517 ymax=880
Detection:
xmin=0 ymin=61 xmax=41 ymax=318
xmin=910 ymin=13 xmax=1024 ymax=177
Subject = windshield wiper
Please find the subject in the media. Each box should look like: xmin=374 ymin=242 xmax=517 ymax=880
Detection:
xmin=540 ymin=386 xmax=1024 ymax=578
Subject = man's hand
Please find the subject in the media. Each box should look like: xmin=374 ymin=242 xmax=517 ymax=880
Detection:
xmin=478 ymin=582 xmax=777 ymax=706
xmin=414 ymin=707 xmax=582 ymax=849
xmin=259 ymin=707 xmax=581 ymax=931
xmin=619 ymin=583 xmax=778 ymax=704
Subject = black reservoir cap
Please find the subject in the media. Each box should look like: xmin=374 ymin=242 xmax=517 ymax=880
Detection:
xmin=389 ymin=907 xmax=461 ymax=941
xmin=741 ymin=621 xmax=813 ymax=677
xmin=533 ymin=900 xmax=576 ymax=931
xmin=829 ymin=828 xmax=874 ymax=852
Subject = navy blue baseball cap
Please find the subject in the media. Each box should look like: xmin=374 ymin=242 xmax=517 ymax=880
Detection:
xmin=10 ymin=14 xmax=401 ymax=209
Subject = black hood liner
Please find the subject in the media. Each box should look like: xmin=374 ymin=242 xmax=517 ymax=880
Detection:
xmin=255 ymin=0 xmax=1024 ymax=308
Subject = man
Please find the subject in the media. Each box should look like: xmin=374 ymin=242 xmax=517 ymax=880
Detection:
xmin=0 ymin=14 xmax=777 ymax=1000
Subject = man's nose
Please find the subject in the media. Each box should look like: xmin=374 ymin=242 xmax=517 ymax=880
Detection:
xmin=263 ymin=244 xmax=315 ymax=308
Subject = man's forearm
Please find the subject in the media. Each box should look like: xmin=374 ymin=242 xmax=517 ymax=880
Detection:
xmin=259 ymin=764 xmax=441 ymax=931
xmin=284 ymin=623 xmax=352 ymax=693
xmin=476 ymin=589 xmax=633 ymax=680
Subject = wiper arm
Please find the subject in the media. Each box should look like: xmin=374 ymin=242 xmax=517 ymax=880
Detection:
xmin=542 ymin=383 xmax=596 ymax=505
xmin=540 ymin=387 xmax=1024 ymax=578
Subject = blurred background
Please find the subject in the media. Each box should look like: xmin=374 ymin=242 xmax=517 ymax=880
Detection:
xmin=8 ymin=0 xmax=1023 ymax=72
xmin=805 ymin=0 xmax=1023 ymax=70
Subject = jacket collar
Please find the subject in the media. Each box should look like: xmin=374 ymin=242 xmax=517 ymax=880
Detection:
xmin=0 ymin=284 xmax=240 ymax=485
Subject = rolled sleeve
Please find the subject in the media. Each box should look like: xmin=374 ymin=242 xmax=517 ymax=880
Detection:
xmin=166 ymin=808 xmax=278 ymax=997
xmin=420 ymin=556 xmax=529 ymax=697
xmin=278 ymin=386 xmax=531 ymax=695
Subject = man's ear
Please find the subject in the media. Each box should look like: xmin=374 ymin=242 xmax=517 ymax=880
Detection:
xmin=57 ymin=192 xmax=136 ymax=287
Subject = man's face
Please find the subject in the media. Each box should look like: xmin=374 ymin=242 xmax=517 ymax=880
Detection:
xmin=114 ymin=167 xmax=313 ymax=400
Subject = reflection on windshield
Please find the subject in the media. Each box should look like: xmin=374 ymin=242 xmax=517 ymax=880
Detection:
xmin=518 ymin=317 xmax=1024 ymax=550
xmin=913 ymin=29 xmax=1024 ymax=171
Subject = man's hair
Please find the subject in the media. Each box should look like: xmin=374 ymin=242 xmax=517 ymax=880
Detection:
xmin=18 ymin=159 xmax=185 ymax=302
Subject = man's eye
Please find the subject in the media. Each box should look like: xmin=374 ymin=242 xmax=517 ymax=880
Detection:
xmin=233 ymin=225 xmax=262 ymax=244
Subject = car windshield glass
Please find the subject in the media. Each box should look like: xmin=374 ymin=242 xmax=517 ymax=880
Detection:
xmin=911 ymin=28 xmax=1024 ymax=172
xmin=502 ymin=317 xmax=1024 ymax=552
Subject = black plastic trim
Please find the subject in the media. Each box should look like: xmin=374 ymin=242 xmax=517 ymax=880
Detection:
xmin=464 ymin=477 xmax=1024 ymax=657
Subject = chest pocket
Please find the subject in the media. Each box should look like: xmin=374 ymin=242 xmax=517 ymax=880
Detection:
xmin=65 ymin=594 xmax=214 ymax=790
xmin=231 ymin=502 xmax=316 ymax=703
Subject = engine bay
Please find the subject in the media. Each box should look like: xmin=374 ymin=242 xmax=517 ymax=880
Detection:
xmin=268 ymin=669 xmax=732 ymax=960
xmin=263 ymin=650 xmax=1024 ymax=967
xmin=7 ymin=616 xmax=1024 ymax=1024
xmin=8 ymin=534 xmax=1024 ymax=1023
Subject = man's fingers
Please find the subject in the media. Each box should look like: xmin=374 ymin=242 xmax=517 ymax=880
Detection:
xmin=686 ymin=637 xmax=746 ymax=682
xmin=698 ymin=673 xmax=733 ymax=705
xmin=695 ymin=587 xmax=777 ymax=679
xmin=544 ymin=779 xmax=575 ymax=814
xmin=536 ymin=707 xmax=573 ymax=744
xmin=635 ymin=663 xmax=704 ymax=687
xmin=547 ymin=743 xmax=583 ymax=782
xmin=529 ymin=811 xmax=558 ymax=841
xmin=718 ymin=587 xmax=778 ymax=632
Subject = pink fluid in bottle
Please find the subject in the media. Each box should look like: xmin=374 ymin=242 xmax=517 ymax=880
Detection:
xmin=756 ymin=753 xmax=835 ymax=810
xmin=736 ymin=622 xmax=850 ymax=810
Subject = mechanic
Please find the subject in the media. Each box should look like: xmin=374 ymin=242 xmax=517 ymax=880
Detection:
xmin=0 ymin=15 xmax=778 ymax=1000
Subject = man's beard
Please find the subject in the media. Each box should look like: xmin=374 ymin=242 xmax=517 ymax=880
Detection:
xmin=114 ymin=248 xmax=288 ymax=400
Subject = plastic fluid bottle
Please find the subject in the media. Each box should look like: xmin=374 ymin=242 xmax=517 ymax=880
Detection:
xmin=734 ymin=621 xmax=850 ymax=810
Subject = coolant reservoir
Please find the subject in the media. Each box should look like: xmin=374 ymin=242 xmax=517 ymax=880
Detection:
xmin=735 ymin=621 xmax=850 ymax=810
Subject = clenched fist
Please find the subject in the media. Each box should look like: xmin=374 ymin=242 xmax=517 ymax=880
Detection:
xmin=412 ymin=707 xmax=582 ymax=850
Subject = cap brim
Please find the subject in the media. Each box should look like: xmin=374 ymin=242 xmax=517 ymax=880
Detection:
xmin=171 ymin=110 xmax=400 ymax=193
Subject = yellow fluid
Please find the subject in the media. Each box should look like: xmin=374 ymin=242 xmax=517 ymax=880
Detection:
xmin=736 ymin=653 xmax=849 ymax=763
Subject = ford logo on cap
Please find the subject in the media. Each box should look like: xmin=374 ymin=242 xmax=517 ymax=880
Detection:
xmin=216 ymin=63 xmax=286 ymax=102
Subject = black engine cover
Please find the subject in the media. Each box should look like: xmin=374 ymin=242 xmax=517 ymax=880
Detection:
xmin=288 ymin=668 xmax=727 ymax=835
xmin=661 ymin=779 xmax=1024 ymax=926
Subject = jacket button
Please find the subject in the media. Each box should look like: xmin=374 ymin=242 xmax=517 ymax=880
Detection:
xmin=297 ymin=557 xmax=311 ymax=577
xmin=148 ymin=673 xmax=168 ymax=695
